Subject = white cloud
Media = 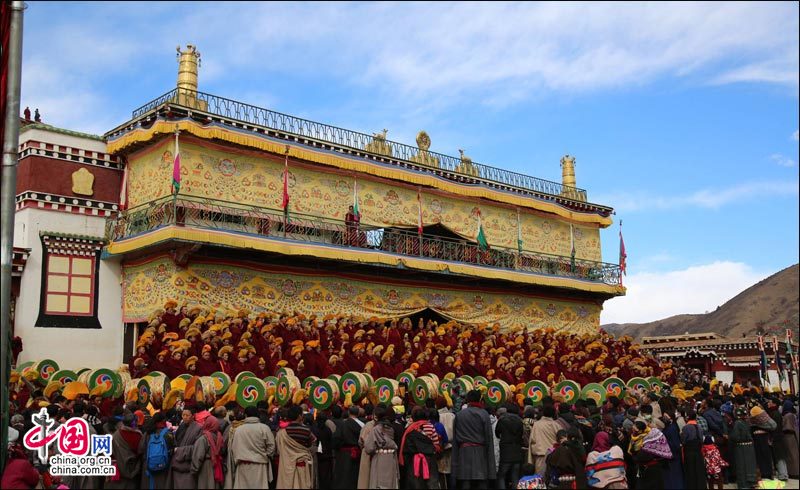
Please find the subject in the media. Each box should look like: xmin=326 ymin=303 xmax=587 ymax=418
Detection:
xmin=770 ymin=153 xmax=797 ymax=168
xmin=793 ymin=130 xmax=799 ymax=142
xmin=19 ymin=1 xmax=799 ymax=133
xmin=597 ymin=180 xmax=800 ymax=213
xmin=601 ymin=261 xmax=770 ymax=324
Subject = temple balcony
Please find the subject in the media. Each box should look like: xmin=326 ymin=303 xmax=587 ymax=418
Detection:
xmin=105 ymin=88 xmax=614 ymax=218
xmin=104 ymin=195 xmax=623 ymax=294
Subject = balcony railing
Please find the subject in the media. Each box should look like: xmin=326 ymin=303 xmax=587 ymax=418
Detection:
xmin=106 ymin=196 xmax=622 ymax=287
xmin=123 ymin=88 xmax=603 ymax=207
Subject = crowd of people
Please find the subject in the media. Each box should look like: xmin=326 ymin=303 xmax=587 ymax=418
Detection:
xmin=124 ymin=301 xmax=667 ymax=386
xmin=3 ymin=376 xmax=797 ymax=489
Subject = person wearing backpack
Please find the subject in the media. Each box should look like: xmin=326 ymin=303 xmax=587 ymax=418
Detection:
xmin=138 ymin=412 xmax=175 ymax=490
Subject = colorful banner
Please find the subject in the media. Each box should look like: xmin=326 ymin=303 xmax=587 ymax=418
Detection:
xmin=122 ymin=255 xmax=602 ymax=333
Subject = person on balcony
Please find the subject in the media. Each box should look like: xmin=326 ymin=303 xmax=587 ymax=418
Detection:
xmin=345 ymin=205 xmax=360 ymax=247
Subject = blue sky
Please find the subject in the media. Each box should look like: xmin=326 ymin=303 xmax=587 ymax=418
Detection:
xmin=20 ymin=2 xmax=799 ymax=325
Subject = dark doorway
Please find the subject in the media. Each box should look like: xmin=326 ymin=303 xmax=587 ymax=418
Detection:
xmin=401 ymin=308 xmax=450 ymax=333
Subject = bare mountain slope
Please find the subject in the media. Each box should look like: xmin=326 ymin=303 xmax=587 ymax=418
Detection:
xmin=603 ymin=264 xmax=799 ymax=339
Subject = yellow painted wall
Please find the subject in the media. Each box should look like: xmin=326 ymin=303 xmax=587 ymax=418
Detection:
xmin=123 ymin=255 xmax=602 ymax=333
xmin=126 ymin=138 xmax=602 ymax=261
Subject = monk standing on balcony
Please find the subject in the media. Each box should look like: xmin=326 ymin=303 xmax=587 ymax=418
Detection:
xmin=345 ymin=205 xmax=360 ymax=246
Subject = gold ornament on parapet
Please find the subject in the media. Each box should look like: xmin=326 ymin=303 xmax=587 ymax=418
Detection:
xmin=365 ymin=129 xmax=393 ymax=157
xmin=456 ymin=149 xmax=478 ymax=176
xmin=71 ymin=168 xmax=95 ymax=196
xmin=410 ymin=130 xmax=440 ymax=168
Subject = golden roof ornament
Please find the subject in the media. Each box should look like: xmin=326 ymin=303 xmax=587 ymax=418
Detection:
xmin=173 ymin=44 xmax=207 ymax=111
xmin=559 ymin=154 xmax=585 ymax=201
xmin=456 ymin=149 xmax=478 ymax=176
xmin=410 ymin=130 xmax=440 ymax=168
xmin=365 ymin=128 xmax=393 ymax=157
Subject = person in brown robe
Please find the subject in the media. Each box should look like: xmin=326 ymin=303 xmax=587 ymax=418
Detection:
xmin=783 ymin=400 xmax=799 ymax=479
xmin=137 ymin=412 xmax=174 ymax=490
xmin=170 ymin=407 xmax=203 ymax=489
xmin=106 ymin=411 xmax=143 ymax=490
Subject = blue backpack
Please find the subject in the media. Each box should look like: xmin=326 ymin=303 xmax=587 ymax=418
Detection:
xmin=146 ymin=428 xmax=170 ymax=473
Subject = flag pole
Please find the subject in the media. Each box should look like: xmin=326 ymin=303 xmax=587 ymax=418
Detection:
xmin=172 ymin=128 xmax=180 ymax=224
xmin=283 ymin=145 xmax=290 ymax=238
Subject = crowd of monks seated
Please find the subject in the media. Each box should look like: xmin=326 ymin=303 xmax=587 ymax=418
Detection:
xmin=129 ymin=301 xmax=670 ymax=385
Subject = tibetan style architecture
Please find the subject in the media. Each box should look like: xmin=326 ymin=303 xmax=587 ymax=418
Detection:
xmin=642 ymin=332 xmax=799 ymax=393
xmin=12 ymin=45 xmax=624 ymax=369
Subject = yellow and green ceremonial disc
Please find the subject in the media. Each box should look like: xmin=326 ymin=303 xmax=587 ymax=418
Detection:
xmin=209 ymin=371 xmax=231 ymax=396
xmin=523 ymin=380 xmax=549 ymax=406
xmin=34 ymin=359 xmax=60 ymax=386
xmin=451 ymin=377 xmax=474 ymax=398
xmin=411 ymin=376 xmax=439 ymax=405
xmin=236 ymin=378 xmax=267 ymax=407
xmin=235 ymin=371 xmax=256 ymax=384
xmin=275 ymin=367 xmax=295 ymax=379
xmin=52 ymin=370 xmax=78 ymax=385
xmin=647 ymin=377 xmax=667 ymax=394
xmin=553 ymin=380 xmax=581 ymax=404
xmin=303 ymin=376 xmax=319 ymax=392
xmin=375 ymin=377 xmax=398 ymax=404
xmin=580 ymin=383 xmax=607 ymax=405
xmin=89 ymin=368 xmax=122 ymax=398
xmin=263 ymin=375 xmax=279 ymax=393
xmin=276 ymin=375 xmax=299 ymax=406
xmin=310 ymin=378 xmax=339 ymax=410
xmin=602 ymin=377 xmax=627 ymax=398
xmin=340 ymin=372 xmax=368 ymax=401
xmin=439 ymin=378 xmax=452 ymax=397
xmin=485 ymin=380 xmax=511 ymax=407
xmin=396 ymin=371 xmax=415 ymax=386
xmin=626 ymin=377 xmax=651 ymax=393
xmin=473 ymin=376 xmax=489 ymax=388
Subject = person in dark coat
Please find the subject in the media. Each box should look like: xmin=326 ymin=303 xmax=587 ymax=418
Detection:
xmin=629 ymin=421 xmax=665 ymax=490
xmin=332 ymin=405 xmax=363 ymax=489
xmin=138 ymin=412 xmax=174 ymax=490
xmin=749 ymin=405 xmax=776 ymax=480
xmin=729 ymin=406 xmax=757 ymax=489
xmin=680 ymin=410 xmax=707 ymax=490
xmin=660 ymin=411 xmax=684 ymax=489
xmin=452 ymin=389 xmax=497 ymax=489
xmin=400 ymin=407 xmax=440 ymax=490
xmin=107 ymin=411 xmax=143 ymax=490
xmin=767 ymin=398 xmax=789 ymax=481
xmin=545 ymin=428 xmax=588 ymax=489
xmin=495 ymin=402 xmax=524 ymax=489
xmin=314 ymin=412 xmax=335 ymax=490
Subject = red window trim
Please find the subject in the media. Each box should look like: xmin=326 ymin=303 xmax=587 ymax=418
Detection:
xmin=44 ymin=254 xmax=96 ymax=317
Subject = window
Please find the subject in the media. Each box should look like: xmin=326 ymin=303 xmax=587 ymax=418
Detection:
xmin=36 ymin=233 xmax=104 ymax=329
xmin=44 ymin=255 xmax=95 ymax=316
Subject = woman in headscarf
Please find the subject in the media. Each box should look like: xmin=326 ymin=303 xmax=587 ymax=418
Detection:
xmin=400 ymin=407 xmax=441 ymax=490
xmin=585 ymin=430 xmax=627 ymax=489
xmin=191 ymin=415 xmax=225 ymax=490
xmin=729 ymin=406 xmax=757 ymax=489
xmin=364 ymin=405 xmax=400 ymax=489
xmin=783 ymin=400 xmax=799 ymax=479
xmin=138 ymin=412 xmax=174 ymax=490
xmin=546 ymin=428 xmax=588 ymax=489
xmin=659 ymin=410 xmax=683 ymax=490
xmin=749 ymin=405 xmax=776 ymax=480
xmin=679 ymin=410 xmax=707 ymax=489
xmin=628 ymin=421 xmax=671 ymax=490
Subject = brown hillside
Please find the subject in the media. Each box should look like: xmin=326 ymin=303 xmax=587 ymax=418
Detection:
xmin=603 ymin=264 xmax=799 ymax=339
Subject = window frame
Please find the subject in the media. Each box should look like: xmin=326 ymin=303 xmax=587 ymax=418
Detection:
xmin=35 ymin=234 xmax=103 ymax=329
xmin=43 ymin=254 xmax=96 ymax=317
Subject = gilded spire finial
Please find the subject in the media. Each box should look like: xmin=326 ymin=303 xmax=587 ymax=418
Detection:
xmin=173 ymin=45 xmax=207 ymax=111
